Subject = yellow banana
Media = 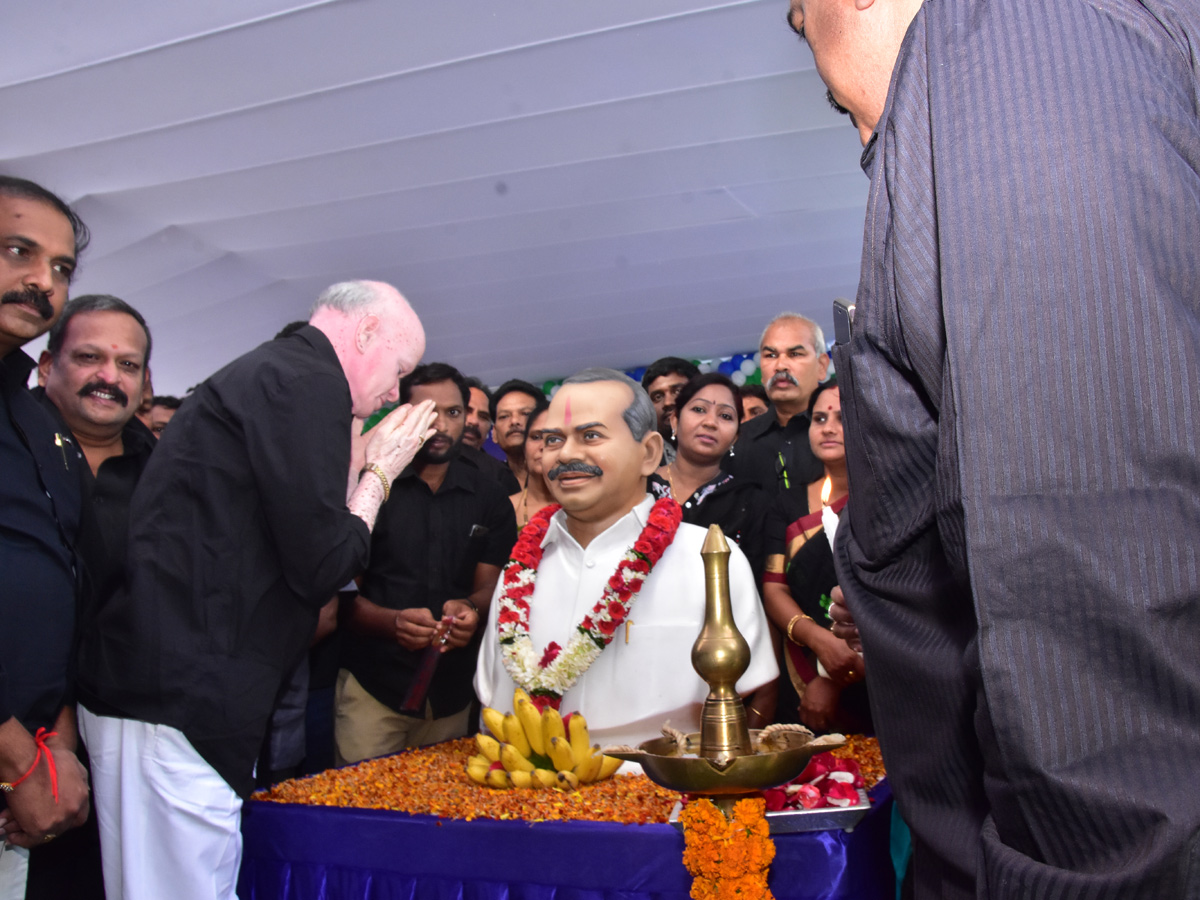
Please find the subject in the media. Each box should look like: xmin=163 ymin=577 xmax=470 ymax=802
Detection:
xmin=513 ymin=687 xmax=533 ymax=709
xmin=597 ymin=755 xmax=623 ymax=780
xmin=555 ymin=770 xmax=580 ymax=791
xmin=467 ymin=764 xmax=490 ymax=785
xmin=509 ymin=769 xmax=534 ymax=789
xmin=533 ymin=768 xmax=559 ymax=789
xmin=503 ymin=714 xmax=531 ymax=757
xmin=486 ymin=767 xmax=512 ymax=789
xmin=515 ymin=699 xmax=546 ymax=756
xmin=500 ymin=742 xmax=535 ymax=773
xmin=481 ymin=707 xmax=507 ymax=739
xmin=468 ymin=753 xmax=491 ymax=769
xmin=541 ymin=707 xmax=566 ymax=749
xmin=476 ymin=733 xmax=502 ymax=763
xmin=547 ymin=735 xmax=575 ymax=771
xmin=568 ymin=712 xmax=591 ymax=764
xmin=574 ymin=752 xmax=603 ymax=784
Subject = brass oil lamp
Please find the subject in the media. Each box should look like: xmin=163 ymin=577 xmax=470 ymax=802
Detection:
xmin=606 ymin=525 xmax=842 ymax=817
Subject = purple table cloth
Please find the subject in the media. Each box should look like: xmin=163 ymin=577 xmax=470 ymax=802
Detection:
xmin=238 ymin=781 xmax=894 ymax=900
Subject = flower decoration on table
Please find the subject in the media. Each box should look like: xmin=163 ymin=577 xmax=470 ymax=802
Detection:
xmin=762 ymin=751 xmax=868 ymax=812
xmin=497 ymin=497 xmax=683 ymax=710
xmin=467 ymin=688 xmax=624 ymax=790
xmin=680 ymin=797 xmax=776 ymax=900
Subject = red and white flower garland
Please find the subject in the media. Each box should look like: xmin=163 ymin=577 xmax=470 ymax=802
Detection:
xmin=497 ymin=497 xmax=683 ymax=709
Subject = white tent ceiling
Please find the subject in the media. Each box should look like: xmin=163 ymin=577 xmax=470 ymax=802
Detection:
xmin=2 ymin=0 xmax=867 ymax=395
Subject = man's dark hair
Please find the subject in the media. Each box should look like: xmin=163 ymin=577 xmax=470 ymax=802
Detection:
xmin=675 ymin=373 xmax=744 ymax=430
xmin=740 ymin=383 xmax=768 ymax=404
xmin=489 ymin=379 xmax=546 ymax=423
xmin=463 ymin=376 xmax=493 ymax=406
xmin=47 ymin=294 xmax=152 ymax=368
xmin=274 ymin=320 xmax=308 ymax=339
xmin=0 ymin=175 xmax=91 ymax=259
xmin=400 ymin=362 xmax=470 ymax=407
xmin=641 ymin=356 xmax=700 ymax=389
xmin=151 ymin=395 xmax=183 ymax=410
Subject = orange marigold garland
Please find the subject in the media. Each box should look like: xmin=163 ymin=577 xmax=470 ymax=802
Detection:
xmin=680 ymin=797 xmax=776 ymax=900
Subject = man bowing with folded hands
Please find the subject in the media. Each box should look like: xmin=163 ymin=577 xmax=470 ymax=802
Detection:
xmin=77 ymin=280 xmax=438 ymax=900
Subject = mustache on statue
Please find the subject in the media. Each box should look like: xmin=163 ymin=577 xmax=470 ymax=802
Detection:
xmin=78 ymin=380 xmax=130 ymax=408
xmin=547 ymin=460 xmax=603 ymax=481
xmin=1 ymin=286 xmax=54 ymax=320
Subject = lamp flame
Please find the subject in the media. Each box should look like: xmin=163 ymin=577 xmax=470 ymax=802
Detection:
xmin=820 ymin=476 xmax=832 ymax=507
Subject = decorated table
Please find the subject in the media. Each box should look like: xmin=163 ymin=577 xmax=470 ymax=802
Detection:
xmin=236 ymin=737 xmax=897 ymax=900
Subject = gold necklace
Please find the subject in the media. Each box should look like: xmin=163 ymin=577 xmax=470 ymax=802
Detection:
xmin=519 ymin=483 xmax=530 ymax=526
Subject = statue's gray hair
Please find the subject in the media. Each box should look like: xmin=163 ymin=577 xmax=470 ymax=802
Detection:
xmin=310 ymin=280 xmax=383 ymax=317
xmin=562 ymin=367 xmax=657 ymax=441
xmin=759 ymin=312 xmax=827 ymax=357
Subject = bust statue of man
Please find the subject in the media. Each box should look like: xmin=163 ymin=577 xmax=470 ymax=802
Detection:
xmin=475 ymin=368 xmax=777 ymax=747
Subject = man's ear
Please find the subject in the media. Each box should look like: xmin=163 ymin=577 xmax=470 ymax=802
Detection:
xmin=817 ymin=352 xmax=831 ymax=382
xmin=639 ymin=430 xmax=664 ymax=476
xmin=37 ymin=350 xmax=53 ymax=386
xmin=355 ymin=314 xmax=381 ymax=353
xmin=854 ymin=0 xmax=876 ymax=10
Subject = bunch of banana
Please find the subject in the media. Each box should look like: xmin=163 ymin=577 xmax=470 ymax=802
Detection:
xmin=465 ymin=688 xmax=623 ymax=790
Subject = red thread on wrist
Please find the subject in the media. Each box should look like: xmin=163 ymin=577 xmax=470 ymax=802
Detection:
xmin=8 ymin=728 xmax=59 ymax=802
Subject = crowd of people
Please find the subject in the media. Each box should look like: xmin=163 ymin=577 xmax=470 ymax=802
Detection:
xmin=0 ymin=172 xmax=858 ymax=900
xmin=4 ymin=0 xmax=1200 ymax=898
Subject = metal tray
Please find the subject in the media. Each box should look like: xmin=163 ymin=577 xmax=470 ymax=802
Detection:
xmin=668 ymin=789 xmax=871 ymax=834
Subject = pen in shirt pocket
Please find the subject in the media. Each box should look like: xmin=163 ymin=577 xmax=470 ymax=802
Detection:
xmin=54 ymin=433 xmax=70 ymax=469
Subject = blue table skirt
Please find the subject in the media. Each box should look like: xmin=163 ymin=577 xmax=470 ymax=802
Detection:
xmin=238 ymin=781 xmax=894 ymax=900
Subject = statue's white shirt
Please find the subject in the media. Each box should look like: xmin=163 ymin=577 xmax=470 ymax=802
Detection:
xmin=475 ymin=495 xmax=778 ymax=748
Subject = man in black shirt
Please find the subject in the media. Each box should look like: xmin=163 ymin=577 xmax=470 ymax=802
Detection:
xmin=0 ymin=176 xmax=92 ymax=884
xmin=725 ymin=313 xmax=830 ymax=500
xmin=36 ymin=294 xmax=157 ymax=604
xmin=336 ymin=363 xmax=517 ymax=763
xmin=76 ymin=280 xmax=438 ymax=900
xmin=24 ymin=294 xmax=154 ymax=899
xmin=463 ymin=376 xmax=520 ymax=495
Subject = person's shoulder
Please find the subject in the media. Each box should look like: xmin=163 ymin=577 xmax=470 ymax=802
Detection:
xmin=738 ymin=411 xmax=776 ymax=441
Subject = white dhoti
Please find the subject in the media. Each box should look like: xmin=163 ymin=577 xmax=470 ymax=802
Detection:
xmin=78 ymin=706 xmax=243 ymax=900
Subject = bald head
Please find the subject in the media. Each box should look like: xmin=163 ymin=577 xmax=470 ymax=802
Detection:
xmin=309 ymin=280 xmax=425 ymax=418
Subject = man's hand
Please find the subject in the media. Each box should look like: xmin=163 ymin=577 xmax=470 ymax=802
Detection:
xmin=828 ymin=586 xmax=862 ymax=653
xmin=812 ymin=627 xmax=863 ymax=688
xmin=393 ymin=607 xmax=439 ymax=651
xmin=0 ymin=717 xmax=89 ymax=849
xmin=799 ymin=676 xmax=842 ymax=733
xmin=439 ymin=600 xmax=480 ymax=651
xmin=364 ymin=399 xmax=438 ymax=482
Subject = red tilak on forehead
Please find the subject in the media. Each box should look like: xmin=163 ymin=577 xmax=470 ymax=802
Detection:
xmin=564 ymin=396 xmax=572 ymax=428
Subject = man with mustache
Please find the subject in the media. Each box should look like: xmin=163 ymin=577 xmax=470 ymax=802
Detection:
xmin=725 ymin=313 xmax=829 ymax=500
xmin=489 ymin=379 xmax=546 ymax=489
xmin=475 ymin=368 xmax=777 ymax=748
xmin=785 ymin=0 xmax=1200 ymax=897
xmin=35 ymin=296 xmax=156 ymax=600
xmin=0 ymin=176 xmax=92 ymax=892
xmin=336 ymin=363 xmax=516 ymax=763
xmin=461 ymin=376 xmax=520 ymax=494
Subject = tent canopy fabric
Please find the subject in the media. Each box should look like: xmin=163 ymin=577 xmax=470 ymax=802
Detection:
xmin=3 ymin=0 xmax=867 ymax=394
